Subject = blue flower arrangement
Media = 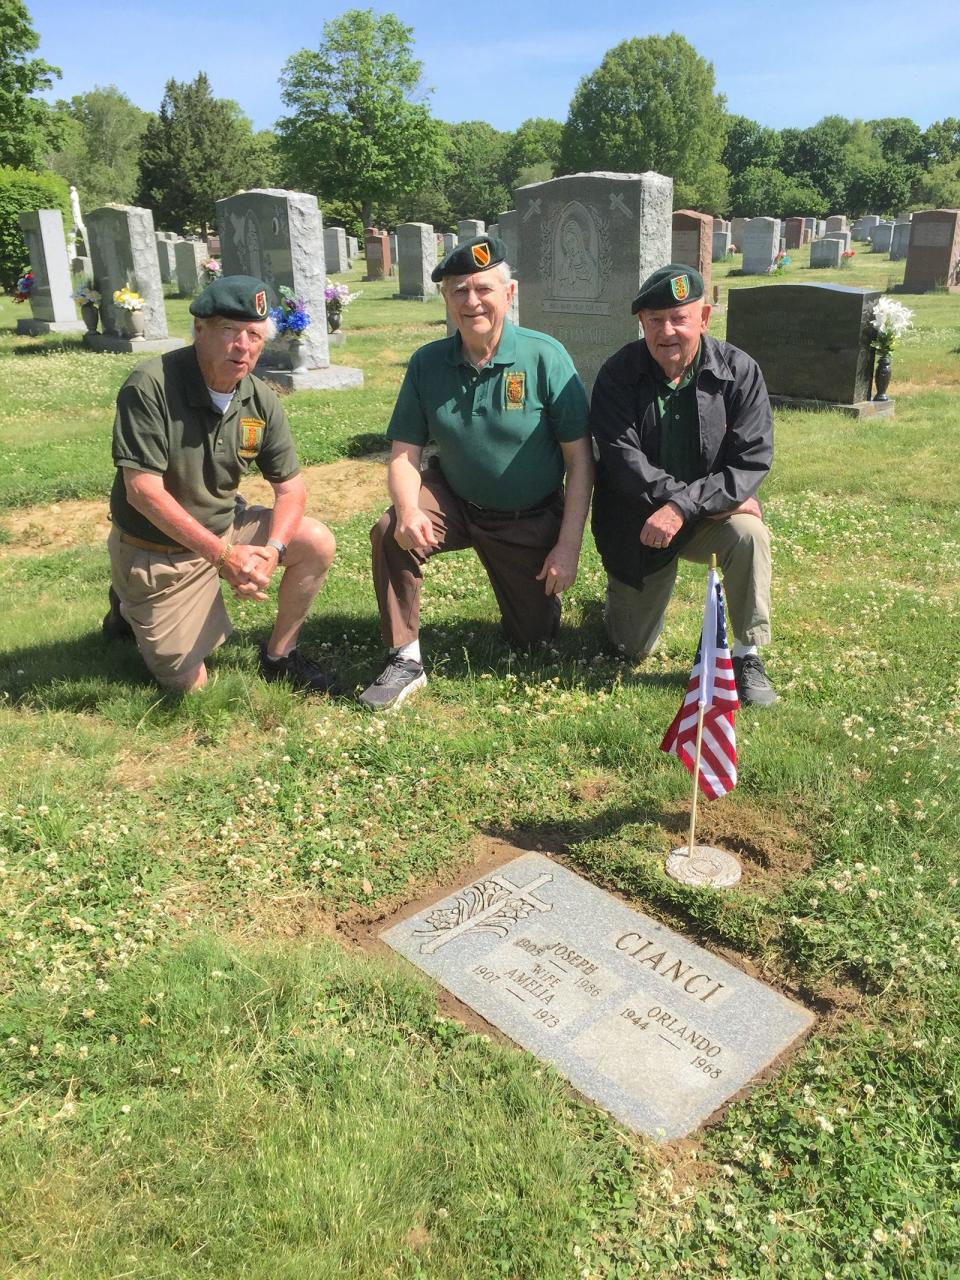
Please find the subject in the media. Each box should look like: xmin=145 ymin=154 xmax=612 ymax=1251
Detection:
xmin=269 ymin=285 xmax=311 ymax=336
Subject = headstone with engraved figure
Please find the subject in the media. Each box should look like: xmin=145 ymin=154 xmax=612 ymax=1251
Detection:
xmin=516 ymin=171 xmax=673 ymax=393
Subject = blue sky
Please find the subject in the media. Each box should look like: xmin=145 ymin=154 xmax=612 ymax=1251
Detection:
xmin=29 ymin=0 xmax=959 ymax=134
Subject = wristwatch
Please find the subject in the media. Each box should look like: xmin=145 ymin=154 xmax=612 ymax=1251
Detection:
xmin=266 ymin=538 xmax=287 ymax=563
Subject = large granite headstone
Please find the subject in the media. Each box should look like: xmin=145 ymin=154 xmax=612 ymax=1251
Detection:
xmin=825 ymin=215 xmax=847 ymax=235
xmin=712 ymin=228 xmax=732 ymax=262
xmin=85 ymin=203 xmax=181 ymax=351
xmin=155 ymin=233 xmax=177 ymax=284
xmin=730 ymin=216 xmax=751 ymax=250
xmin=902 ymin=208 xmax=960 ymax=293
xmin=457 ymin=218 xmax=485 ymax=242
xmin=439 ymin=231 xmax=456 ymax=256
xmin=363 ymin=228 xmax=391 ymax=280
xmin=217 ymin=187 xmax=362 ymax=390
xmin=784 ymin=217 xmax=805 ymax=250
xmin=727 ymin=283 xmax=885 ymax=415
xmin=741 ymin=217 xmax=780 ymax=274
xmin=382 ymin=854 xmax=813 ymax=1142
xmin=324 ymin=227 xmax=349 ymax=274
xmin=516 ymin=170 xmax=673 ymax=393
xmin=396 ymin=222 xmax=437 ymax=299
xmin=671 ymin=208 xmax=712 ymax=298
xmin=388 ymin=232 xmax=398 ymax=274
xmin=347 ymin=235 xmax=359 ymax=260
xmin=498 ymin=210 xmax=520 ymax=273
xmin=871 ymin=221 xmax=894 ymax=253
xmin=15 ymin=208 xmax=84 ymax=334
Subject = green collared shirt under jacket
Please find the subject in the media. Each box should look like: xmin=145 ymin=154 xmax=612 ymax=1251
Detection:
xmin=386 ymin=321 xmax=590 ymax=511
xmin=110 ymin=345 xmax=300 ymax=542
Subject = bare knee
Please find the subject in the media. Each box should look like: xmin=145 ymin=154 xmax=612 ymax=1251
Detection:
xmin=292 ymin=518 xmax=336 ymax=571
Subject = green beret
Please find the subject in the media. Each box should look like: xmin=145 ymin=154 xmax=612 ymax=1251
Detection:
xmin=431 ymin=234 xmax=508 ymax=283
xmin=631 ymin=264 xmax=705 ymax=314
xmin=190 ymin=274 xmax=271 ymax=320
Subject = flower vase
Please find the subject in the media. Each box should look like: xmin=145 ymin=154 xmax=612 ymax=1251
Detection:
xmin=873 ymin=352 xmax=892 ymax=401
xmin=80 ymin=301 xmax=99 ymax=333
xmin=124 ymin=309 xmax=145 ymax=340
xmin=289 ymin=339 xmax=309 ymax=371
xmin=327 ymin=309 xmax=342 ymax=332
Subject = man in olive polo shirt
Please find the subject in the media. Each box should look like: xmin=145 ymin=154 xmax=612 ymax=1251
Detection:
xmin=590 ymin=264 xmax=777 ymax=706
xmin=105 ymin=274 xmax=336 ymax=693
xmin=360 ymin=234 xmax=594 ymax=710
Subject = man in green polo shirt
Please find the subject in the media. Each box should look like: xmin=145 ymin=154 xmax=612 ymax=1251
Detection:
xmin=360 ymin=234 xmax=594 ymax=710
xmin=590 ymin=264 xmax=776 ymax=706
xmin=104 ymin=275 xmax=336 ymax=693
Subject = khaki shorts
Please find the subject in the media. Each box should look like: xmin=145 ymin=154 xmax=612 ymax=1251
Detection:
xmin=108 ymin=503 xmax=273 ymax=682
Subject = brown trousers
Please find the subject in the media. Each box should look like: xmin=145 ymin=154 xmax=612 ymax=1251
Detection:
xmin=370 ymin=466 xmax=563 ymax=648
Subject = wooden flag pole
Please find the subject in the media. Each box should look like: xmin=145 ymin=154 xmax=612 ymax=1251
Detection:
xmin=685 ymin=555 xmax=717 ymax=857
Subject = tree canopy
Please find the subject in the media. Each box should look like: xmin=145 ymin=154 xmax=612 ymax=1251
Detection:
xmin=137 ymin=73 xmax=272 ymax=234
xmin=557 ymin=33 xmax=728 ymax=210
xmin=276 ymin=8 xmax=445 ymax=228
xmin=0 ymin=0 xmax=62 ymax=169
xmin=46 ymin=86 xmax=149 ymax=209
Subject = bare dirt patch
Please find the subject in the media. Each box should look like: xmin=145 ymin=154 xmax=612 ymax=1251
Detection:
xmin=0 ymin=458 xmax=388 ymax=559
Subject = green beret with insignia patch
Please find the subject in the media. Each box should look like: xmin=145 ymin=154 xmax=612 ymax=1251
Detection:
xmin=631 ymin=263 xmax=705 ymax=314
xmin=189 ymin=274 xmax=271 ymax=320
xmin=431 ymin=234 xmax=509 ymax=283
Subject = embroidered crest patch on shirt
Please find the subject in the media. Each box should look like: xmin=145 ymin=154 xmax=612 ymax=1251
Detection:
xmin=239 ymin=417 xmax=265 ymax=457
xmin=504 ymin=371 xmax=525 ymax=410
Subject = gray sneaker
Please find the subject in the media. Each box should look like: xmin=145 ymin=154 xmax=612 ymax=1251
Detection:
xmin=360 ymin=655 xmax=427 ymax=711
xmin=733 ymin=654 xmax=777 ymax=707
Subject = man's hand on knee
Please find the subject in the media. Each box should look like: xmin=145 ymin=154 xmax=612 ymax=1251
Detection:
xmin=640 ymin=501 xmax=684 ymax=548
xmin=705 ymin=496 xmax=763 ymax=522
xmin=220 ymin=543 xmax=273 ymax=600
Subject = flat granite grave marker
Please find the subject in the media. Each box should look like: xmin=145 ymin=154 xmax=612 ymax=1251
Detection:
xmin=382 ymin=853 xmax=813 ymax=1142
xmin=727 ymin=282 xmax=888 ymax=417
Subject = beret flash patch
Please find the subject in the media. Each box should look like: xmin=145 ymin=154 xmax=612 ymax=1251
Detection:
xmin=671 ymin=274 xmax=690 ymax=301
xmin=255 ymin=290 xmax=268 ymax=317
xmin=471 ymin=242 xmax=492 ymax=268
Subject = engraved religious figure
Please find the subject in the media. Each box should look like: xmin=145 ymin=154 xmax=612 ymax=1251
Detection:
xmin=555 ymin=207 xmax=600 ymax=299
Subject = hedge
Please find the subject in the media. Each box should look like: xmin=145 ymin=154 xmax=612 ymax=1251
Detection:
xmin=0 ymin=166 xmax=71 ymax=288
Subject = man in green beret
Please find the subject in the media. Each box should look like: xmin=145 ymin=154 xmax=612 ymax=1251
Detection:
xmin=360 ymin=234 xmax=594 ymax=710
xmin=103 ymin=274 xmax=336 ymax=693
xmin=590 ymin=263 xmax=776 ymax=706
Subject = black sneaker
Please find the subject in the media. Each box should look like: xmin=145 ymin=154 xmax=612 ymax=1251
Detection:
xmin=733 ymin=654 xmax=777 ymax=707
xmin=359 ymin=654 xmax=427 ymax=711
xmin=102 ymin=586 xmax=134 ymax=640
xmin=259 ymin=646 xmax=335 ymax=694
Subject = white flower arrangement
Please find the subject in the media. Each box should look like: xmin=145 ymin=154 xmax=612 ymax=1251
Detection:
xmin=870 ymin=296 xmax=913 ymax=355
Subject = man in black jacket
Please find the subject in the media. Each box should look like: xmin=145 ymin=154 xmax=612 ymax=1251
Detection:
xmin=590 ymin=264 xmax=776 ymax=706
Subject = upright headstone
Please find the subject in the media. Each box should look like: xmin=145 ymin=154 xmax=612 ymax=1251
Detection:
xmin=730 ymin=217 xmax=751 ymax=250
xmin=85 ymin=203 xmax=180 ymax=351
xmin=396 ymin=222 xmax=437 ymax=299
xmin=15 ymin=208 xmax=85 ymax=334
xmin=363 ymin=228 xmax=391 ymax=280
xmin=487 ymin=222 xmax=499 ymax=239
xmin=889 ymin=220 xmax=912 ymax=262
xmin=347 ymin=235 xmax=359 ymax=260
xmin=671 ymin=209 xmax=712 ymax=298
xmin=174 ymin=239 xmax=206 ymax=296
xmin=457 ymin=219 xmax=485 ymax=242
xmin=712 ymin=227 xmax=732 ymax=261
xmin=784 ymin=217 xmax=805 ymax=250
xmin=440 ymin=231 xmax=456 ymax=255
xmin=851 ymin=218 xmax=865 ymax=241
xmin=497 ymin=210 xmax=519 ymax=272
xmin=902 ymin=208 xmax=960 ymax=293
xmin=825 ymin=215 xmax=848 ymax=235
xmin=388 ymin=232 xmax=398 ymax=274
xmin=803 ymin=216 xmax=817 ymax=242
xmin=217 ymin=187 xmax=363 ymax=390
xmin=860 ymin=214 xmax=881 ymax=240
xmin=324 ymin=226 xmax=349 ymax=274
xmin=816 ymin=220 xmax=827 ymax=238
xmin=727 ymin=284 xmax=883 ymax=413
xmin=516 ymin=170 xmax=673 ymax=393
xmin=155 ymin=233 xmax=176 ymax=284
xmin=741 ymin=217 xmax=780 ymax=274
xmin=810 ymin=237 xmax=844 ymax=269
xmin=871 ymin=221 xmax=894 ymax=253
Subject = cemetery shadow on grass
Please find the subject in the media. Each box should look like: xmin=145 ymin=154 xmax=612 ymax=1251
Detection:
xmin=0 ymin=609 xmax=685 ymax=713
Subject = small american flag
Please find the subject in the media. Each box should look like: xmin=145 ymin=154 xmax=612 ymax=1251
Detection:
xmin=659 ymin=567 xmax=739 ymax=799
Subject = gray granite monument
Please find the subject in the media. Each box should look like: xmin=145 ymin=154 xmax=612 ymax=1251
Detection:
xmin=85 ymin=203 xmax=181 ymax=352
xmin=324 ymin=226 xmax=349 ymax=274
xmin=516 ymin=170 xmax=673 ymax=392
xmin=174 ymin=239 xmax=206 ymax=296
xmin=871 ymin=221 xmax=894 ymax=253
xmin=741 ymin=217 xmax=781 ymax=274
xmin=457 ymin=218 xmax=485 ymax=242
xmin=889 ymin=220 xmax=912 ymax=262
xmin=382 ymin=853 xmax=813 ymax=1142
xmin=217 ymin=187 xmax=362 ymax=390
xmin=396 ymin=222 xmax=437 ymax=299
xmin=15 ymin=208 xmax=84 ymax=334
xmin=902 ymin=208 xmax=960 ymax=293
xmin=712 ymin=227 xmax=732 ymax=261
xmin=809 ymin=237 xmax=844 ymax=269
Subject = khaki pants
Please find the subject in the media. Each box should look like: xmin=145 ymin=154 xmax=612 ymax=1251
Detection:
xmin=605 ymin=513 xmax=771 ymax=657
xmin=108 ymin=504 xmax=273 ymax=682
xmin=370 ymin=467 xmax=564 ymax=649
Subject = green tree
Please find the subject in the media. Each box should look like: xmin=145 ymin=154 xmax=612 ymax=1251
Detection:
xmin=845 ymin=159 xmax=913 ymax=217
xmin=922 ymin=117 xmax=960 ymax=165
xmin=46 ymin=86 xmax=149 ymax=209
xmin=557 ymin=33 xmax=728 ymax=210
xmin=869 ymin=116 xmax=925 ymax=167
xmin=910 ymin=158 xmax=960 ymax=209
xmin=442 ymin=120 xmax=511 ymax=224
xmin=501 ymin=117 xmax=561 ymax=193
xmin=276 ymin=8 xmax=446 ymax=228
xmin=731 ymin=165 xmax=824 ymax=219
xmin=0 ymin=0 xmax=63 ymax=168
xmin=137 ymin=73 xmax=272 ymax=234
xmin=778 ymin=117 xmax=849 ymax=212
xmin=0 ymin=163 xmax=68 ymax=285
xmin=722 ymin=114 xmax=781 ymax=178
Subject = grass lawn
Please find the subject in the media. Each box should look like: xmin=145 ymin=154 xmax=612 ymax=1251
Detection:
xmin=0 ymin=248 xmax=958 ymax=1278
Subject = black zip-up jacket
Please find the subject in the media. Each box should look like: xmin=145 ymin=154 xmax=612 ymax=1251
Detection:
xmin=590 ymin=334 xmax=773 ymax=589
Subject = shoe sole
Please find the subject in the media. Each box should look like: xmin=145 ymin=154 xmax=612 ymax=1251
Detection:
xmin=359 ymin=671 xmax=427 ymax=711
